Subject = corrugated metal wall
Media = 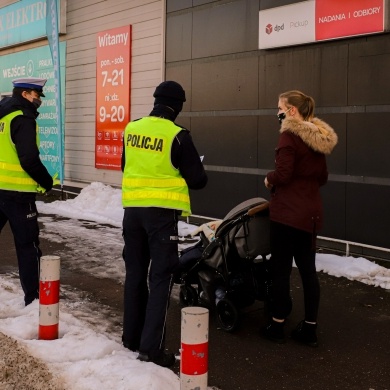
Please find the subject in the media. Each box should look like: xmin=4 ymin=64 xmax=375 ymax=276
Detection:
xmin=165 ymin=0 xmax=390 ymax=252
xmin=64 ymin=0 xmax=164 ymax=186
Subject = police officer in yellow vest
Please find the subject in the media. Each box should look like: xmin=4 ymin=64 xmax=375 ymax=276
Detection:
xmin=121 ymin=81 xmax=207 ymax=367
xmin=0 ymin=77 xmax=53 ymax=305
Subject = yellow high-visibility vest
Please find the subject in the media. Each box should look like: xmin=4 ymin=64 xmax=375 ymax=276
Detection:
xmin=122 ymin=116 xmax=191 ymax=216
xmin=0 ymin=110 xmax=39 ymax=193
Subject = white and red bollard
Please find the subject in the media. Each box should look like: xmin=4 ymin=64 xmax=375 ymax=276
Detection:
xmin=39 ymin=255 xmax=60 ymax=340
xmin=180 ymin=306 xmax=209 ymax=390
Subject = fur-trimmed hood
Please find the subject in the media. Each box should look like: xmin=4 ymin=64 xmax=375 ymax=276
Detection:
xmin=280 ymin=117 xmax=338 ymax=155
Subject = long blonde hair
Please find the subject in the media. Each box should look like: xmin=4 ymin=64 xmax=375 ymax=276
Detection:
xmin=279 ymin=90 xmax=315 ymax=121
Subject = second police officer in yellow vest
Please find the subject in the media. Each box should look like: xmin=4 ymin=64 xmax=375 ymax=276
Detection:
xmin=0 ymin=77 xmax=54 ymax=306
xmin=121 ymin=81 xmax=207 ymax=367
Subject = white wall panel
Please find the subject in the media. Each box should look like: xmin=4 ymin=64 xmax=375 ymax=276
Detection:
xmin=64 ymin=0 xmax=164 ymax=187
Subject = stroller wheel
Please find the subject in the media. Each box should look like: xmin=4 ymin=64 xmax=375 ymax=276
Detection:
xmin=179 ymin=285 xmax=199 ymax=307
xmin=216 ymin=298 xmax=239 ymax=332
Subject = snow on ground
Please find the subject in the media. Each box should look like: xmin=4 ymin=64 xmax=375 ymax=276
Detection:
xmin=37 ymin=182 xmax=390 ymax=290
xmin=1 ymin=182 xmax=389 ymax=389
xmin=0 ymin=275 xmax=180 ymax=390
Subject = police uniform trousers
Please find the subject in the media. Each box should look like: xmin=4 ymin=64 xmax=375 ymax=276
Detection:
xmin=0 ymin=190 xmax=41 ymax=305
xmin=269 ymin=221 xmax=320 ymax=323
xmin=122 ymin=207 xmax=179 ymax=358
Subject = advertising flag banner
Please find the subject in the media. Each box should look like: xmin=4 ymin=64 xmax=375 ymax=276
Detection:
xmin=0 ymin=44 xmax=66 ymax=178
xmin=95 ymin=25 xmax=132 ymax=170
xmin=46 ymin=0 xmax=64 ymax=185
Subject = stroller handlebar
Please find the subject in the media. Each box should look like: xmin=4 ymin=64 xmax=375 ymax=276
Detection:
xmin=214 ymin=201 xmax=269 ymax=239
xmin=247 ymin=201 xmax=269 ymax=217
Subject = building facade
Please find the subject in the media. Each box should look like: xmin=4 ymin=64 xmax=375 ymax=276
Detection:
xmin=1 ymin=0 xmax=389 ymax=256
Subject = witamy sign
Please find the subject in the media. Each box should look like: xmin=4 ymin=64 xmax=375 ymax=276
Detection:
xmin=95 ymin=25 xmax=132 ymax=170
xmin=259 ymin=0 xmax=386 ymax=49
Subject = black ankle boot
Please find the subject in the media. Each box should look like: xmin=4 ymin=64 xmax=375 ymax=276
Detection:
xmin=262 ymin=319 xmax=286 ymax=344
xmin=137 ymin=351 xmax=176 ymax=368
xmin=291 ymin=320 xmax=318 ymax=347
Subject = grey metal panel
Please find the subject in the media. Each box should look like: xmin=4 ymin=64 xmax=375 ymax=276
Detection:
xmin=192 ymin=0 xmax=259 ymax=58
xmin=258 ymin=54 xmax=267 ymax=109
xmin=260 ymin=0 xmax=298 ymax=10
xmin=316 ymin=114 xmax=347 ymax=175
xmin=165 ymin=64 xmax=192 ymax=111
xmin=166 ymin=13 xmax=192 ymax=62
xmin=317 ymin=43 xmax=349 ymax=107
xmin=257 ymin=177 xmax=272 ymax=201
xmin=257 ymin=115 xmax=280 ymax=169
xmin=193 ymin=0 xmax=218 ymax=5
xmin=346 ymin=184 xmax=390 ymax=248
xmin=190 ymin=116 xmax=258 ymax=168
xmin=347 ymin=113 xmax=390 ymax=178
xmin=190 ymin=171 xmax=259 ymax=218
xmin=176 ymin=116 xmax=191 ymax=130
xmin=260 ymin=43 xmax=348 ymax=108
xmin=192 ymin=56 xmax=259 ymax=111
xmin=167 ymin=0 xmax=193 ymax=12
xmin=321 ymin=182 xmax=346 ymax=240
xmin=348 ymin=35 xmax=390 ymax=105
xmin=164 ymin=1 xmax=390 ymax=252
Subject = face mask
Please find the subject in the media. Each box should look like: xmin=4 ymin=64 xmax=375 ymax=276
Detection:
xmin=26 ymin=91 xmax=42 ymax=109
xmin=32 ymin=98 xmax=42 ymax=109
xmin=277 ymin=107 xmax=291 ymax=124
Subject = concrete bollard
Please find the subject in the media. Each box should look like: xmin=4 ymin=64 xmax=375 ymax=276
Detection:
xmin=39 ymin=255 xmax=60 ymax=340
xmin=180 ymin=306 xmax=209 ymax=390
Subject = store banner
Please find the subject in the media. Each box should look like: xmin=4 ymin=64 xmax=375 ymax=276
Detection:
xmin=0 ymin=0 xmax=64 ymax=49
xmin=316 ymin=0 xmax=384 ymax=41
xmin=259 ymin=1 xmax=315 ymax=49
xmin=0 ymin=44 xmax=66 ymax=177
xmin=259 ymin=0 xmax=386 ymax=49
xmin=95 ymin=25 xmax=132 ymax=170
xmin=46 ymin=0 xmax=64 ymax=184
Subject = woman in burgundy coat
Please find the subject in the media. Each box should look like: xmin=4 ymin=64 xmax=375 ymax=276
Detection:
xmin=263 ymin=90 xmax=338 ymax=347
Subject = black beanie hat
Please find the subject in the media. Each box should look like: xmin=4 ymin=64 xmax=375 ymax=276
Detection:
xmin=153 ymin=81 xmax=186 ymax=114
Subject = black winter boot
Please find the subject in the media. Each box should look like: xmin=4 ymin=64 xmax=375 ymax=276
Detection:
xmin=137 ymin=351 xmax=176 ymax=368
xmin=291 ymin=320 xmax=318 ymax=347
xmin=262 ymin=319 xmax=286 ymax=344
xmin=122 ymin=336 xmax=138 ymax=353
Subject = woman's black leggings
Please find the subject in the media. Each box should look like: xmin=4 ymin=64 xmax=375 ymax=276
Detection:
xmin=269 ymin=221 xmax=320 ymax=322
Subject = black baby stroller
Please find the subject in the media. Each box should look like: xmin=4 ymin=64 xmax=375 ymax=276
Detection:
xmin=178 ymin=197 xmax=272 ymax=332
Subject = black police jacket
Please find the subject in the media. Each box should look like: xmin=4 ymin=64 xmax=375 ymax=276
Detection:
xmin=121 ymin=105 xmax=208 ymax=190
xmin=0 ymin=95 xmax=53 ymax=194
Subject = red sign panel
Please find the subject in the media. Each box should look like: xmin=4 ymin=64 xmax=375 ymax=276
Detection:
xmin=316 ymin=0 xmax=384 ymax=41
xmin=95 ymin=25 xmax=132 ymax=170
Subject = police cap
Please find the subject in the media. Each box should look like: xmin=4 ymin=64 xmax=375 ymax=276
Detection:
xmin=12 ymin=77 xmax=47 ymax=97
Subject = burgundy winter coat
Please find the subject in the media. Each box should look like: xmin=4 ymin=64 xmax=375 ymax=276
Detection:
xmin=266 ymin=117 xmax=338 ymax=233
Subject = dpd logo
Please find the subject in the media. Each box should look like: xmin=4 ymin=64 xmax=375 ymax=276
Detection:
xmin=265 ymin=23 xmax=285 ymax=34
xmin=265 ymin=23 xmax=273 ymax=34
